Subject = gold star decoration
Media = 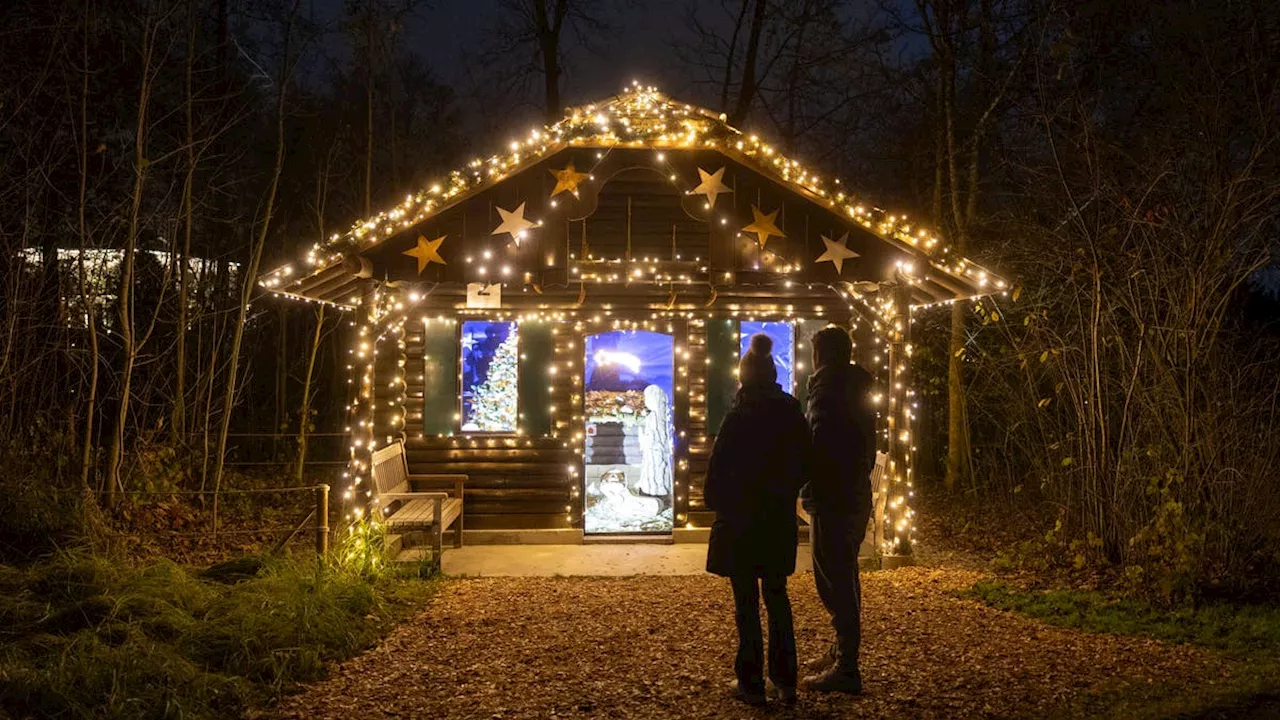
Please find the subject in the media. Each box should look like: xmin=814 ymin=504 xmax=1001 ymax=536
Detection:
xmin=403 ymin=234 xmax=447 ymax=274
xmin=815 ymin=232 xmax=859 ymax=275
xmin=692 ymin=166 xmax=731 ymax=208
xmin=492 ymin=202 xmax=536 ymax=245
xmin=742 ymin=205 xmax=785 ymax=248
xmin=548 ymin=162 xmax=589 ymax=197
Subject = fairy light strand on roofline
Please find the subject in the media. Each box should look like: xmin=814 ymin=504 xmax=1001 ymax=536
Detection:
xmin=257 ymin=81 xmax=1004 ymax=297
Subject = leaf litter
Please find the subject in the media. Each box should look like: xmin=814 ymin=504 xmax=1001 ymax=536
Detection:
xmin=272 ymin=567 xmax=1232 ymax=719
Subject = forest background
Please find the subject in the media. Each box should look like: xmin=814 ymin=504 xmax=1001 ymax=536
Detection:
xmin=1 ymin=0 xmax=1278 ymax=604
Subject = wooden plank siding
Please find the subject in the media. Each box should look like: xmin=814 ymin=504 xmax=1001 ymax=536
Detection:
xmin=383 ymin=312 xmax=846 ymax=532
xmin=401 ymin=318 xmax=577 ymax=530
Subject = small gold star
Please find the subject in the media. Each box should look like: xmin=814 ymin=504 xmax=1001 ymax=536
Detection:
xmin=815 ymin=232 xmax=859 ymax=275
xmin=742 ymin=206 xmax=785 ymax=248
xmin=548 ymin=162 xmax=589 ymax=197
xmin=492 ymin=202 xmax=536 ymax=245
xmin=692 ymin=166 xmax=731 ymax=208
xmin=403 ymin=234 xmax=447 ymax=274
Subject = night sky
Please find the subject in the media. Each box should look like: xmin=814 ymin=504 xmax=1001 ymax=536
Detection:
xmin=306 ymin=0 xmax=730 ymax=113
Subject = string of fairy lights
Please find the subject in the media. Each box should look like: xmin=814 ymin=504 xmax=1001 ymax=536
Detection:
xmin=329 ymin=271 xmax=961 ymax=556
xmin=272 ymin=81 xmax=1012 ymax=557
xmin=259 ymin=82 xmax=1004 ymax=299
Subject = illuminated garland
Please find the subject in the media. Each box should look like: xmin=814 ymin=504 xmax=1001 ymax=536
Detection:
xmin=300 ymin=82 xmax=1018 ymax=559
xmin=259 ymin=82 xmax=1005 ymax=297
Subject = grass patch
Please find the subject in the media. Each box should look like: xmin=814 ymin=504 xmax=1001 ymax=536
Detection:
xmin=0 ymin=551 xmax=439 ymax=719
xmin=964 ymin=580 xmax=1280 ymax=718
xmin=963 ymin=580 xmax=1280 ymax=655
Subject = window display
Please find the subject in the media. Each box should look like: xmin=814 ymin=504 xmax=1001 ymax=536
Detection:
xmin=740 ymin=321 xmax=795 ymax=393
xmin=583 ymin=330 xmax=674 ymax=534
xmin=460 ymin=321 xmax=518 ymax=432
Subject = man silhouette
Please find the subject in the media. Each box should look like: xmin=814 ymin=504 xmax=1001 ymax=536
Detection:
xmin=800 ymin=327 xmax=876 ymax=694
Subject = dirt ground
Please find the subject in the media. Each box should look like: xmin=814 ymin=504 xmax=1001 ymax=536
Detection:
xmin=271 ymin=566 xmax=1242 ymax=719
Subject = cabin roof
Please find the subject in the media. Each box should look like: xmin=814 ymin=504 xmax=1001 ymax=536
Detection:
xmin=259 ymin=84 xmax=1006 ymax=308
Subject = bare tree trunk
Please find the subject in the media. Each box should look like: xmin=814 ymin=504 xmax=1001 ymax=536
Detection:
xmin=275 ymin=305 xmax=286 ymax=453
xmin=363 ymin=0 xmax=376 ymax=217
xmin=211 ymin=0 xmax=302 ymax=530
xmin=173 ymin=0 xmax=198 ymax=444
xmin=729 ymin=0 xmax=767 ymax=127
xmin=295 ymin=304 xmax=324 ymax=482
xmin=720 ymin=0 xmax=749 ymax=112
xmin=107 ymin=14 xmax=160 ymax=500
xmin=534 ymin=0 xmax=569 ymax=124
xmin=76 ymin=6 xmax=99 ymax=495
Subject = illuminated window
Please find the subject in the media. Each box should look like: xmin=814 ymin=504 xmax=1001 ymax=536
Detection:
xmin=460 ymin=321 xmax=518 ymax=432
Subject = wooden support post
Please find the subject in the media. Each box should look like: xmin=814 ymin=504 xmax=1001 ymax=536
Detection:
xmin=315 ymin=483 xmax=330 ymax=557
xmin=883 ymin=277 xmax=915 ymax=558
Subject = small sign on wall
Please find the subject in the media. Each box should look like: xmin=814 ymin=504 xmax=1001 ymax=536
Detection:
xmin=466 ymin=282 xmax=502 ymax=309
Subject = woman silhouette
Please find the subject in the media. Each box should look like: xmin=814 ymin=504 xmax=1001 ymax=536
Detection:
xmin=704 ymin=334 xmax=809 ymax=706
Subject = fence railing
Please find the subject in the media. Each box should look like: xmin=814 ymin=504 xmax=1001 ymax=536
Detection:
xmin=114 ymin=485 xmax=330 ymax=557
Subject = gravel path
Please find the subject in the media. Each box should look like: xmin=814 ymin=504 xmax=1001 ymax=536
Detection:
xmin=274 ymin=567 xmax=1233 ymax=719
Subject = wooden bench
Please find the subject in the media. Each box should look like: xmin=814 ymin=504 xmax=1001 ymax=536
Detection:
xmin=370 ymin=440 xmax=465 ymax=560
xmin=796 ymin=451 xmax=890 ymax=555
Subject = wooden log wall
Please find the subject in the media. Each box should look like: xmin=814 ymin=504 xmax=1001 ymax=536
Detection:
xmin=384 ymin=311 xmax=856 ymax=532
xmin=401 ymin=318 xmax=577 ymax=530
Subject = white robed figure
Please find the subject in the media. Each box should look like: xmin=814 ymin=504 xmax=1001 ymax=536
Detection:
xmin=636 ymin=384 xmax=673 ymax=498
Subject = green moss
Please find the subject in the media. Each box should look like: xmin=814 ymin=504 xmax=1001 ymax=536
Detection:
xmin=0 ymin=552 xmax=441 ymax=719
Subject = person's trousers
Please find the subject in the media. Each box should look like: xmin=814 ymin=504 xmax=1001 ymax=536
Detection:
xmin=729 ymin=574 xmax=797 ymax=692
xmin=810 ymin=508 xmax=870 ymax=669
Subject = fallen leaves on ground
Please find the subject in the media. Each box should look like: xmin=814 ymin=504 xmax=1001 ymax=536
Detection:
xmin=272 ymin=567 xmax=1231 ymax=719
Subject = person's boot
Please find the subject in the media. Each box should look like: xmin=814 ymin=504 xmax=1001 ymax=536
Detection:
xmin=767 ymin=679 xmax=797 ymax=704
xmin=805 ymin=642 xmax=839 ymax=675
xmin=728 ymin=679 xmax=767 ymax=707
xmin=801 ymin=663 xmax=862 ymax=695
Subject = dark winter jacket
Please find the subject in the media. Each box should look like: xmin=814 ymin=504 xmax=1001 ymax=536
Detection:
xmin=799 ymin=363 xmax=876 ymax=517
xmin=704 ymin=381 xmax=810 ymax=578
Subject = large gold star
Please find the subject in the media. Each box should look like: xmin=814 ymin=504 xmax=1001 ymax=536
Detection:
xmin=548 ymin=162 xmax=589 ymax=197
xmin=815 ymin=232 xmax=859 ymax=275
xmin=492 ymin=202 xmax=536 ymax=245
xmin=403 ymin=234 xmax=447 ymax=274
xmin=692 ymin=166 xmax=731 ymax=208
xmin=742 ymin=205 xmax=785 ymax=248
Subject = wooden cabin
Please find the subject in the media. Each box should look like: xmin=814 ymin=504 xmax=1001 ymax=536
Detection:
xmin=260 ymin=85 xmax=1004 ymax=558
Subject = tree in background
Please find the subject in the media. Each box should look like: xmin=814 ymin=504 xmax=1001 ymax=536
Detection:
xmin=467 ymin=0 xmax=613 ymax=125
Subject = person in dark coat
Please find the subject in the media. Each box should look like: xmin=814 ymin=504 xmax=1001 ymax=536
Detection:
xmin=704 ymin=334 xmax=810 ymax=706
xmin=799 ymin=326 xmax=876 ymax=694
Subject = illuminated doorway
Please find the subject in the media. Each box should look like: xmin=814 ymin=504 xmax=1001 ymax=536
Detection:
xmin=582 ymin=330 xmax=675 ymax=535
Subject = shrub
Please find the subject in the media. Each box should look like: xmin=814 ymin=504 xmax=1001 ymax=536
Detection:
xmin=0 ymin=433 xmax=87 ymax=562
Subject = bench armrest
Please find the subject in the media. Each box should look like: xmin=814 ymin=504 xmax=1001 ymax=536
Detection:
xmin=381 ymin=491 xmax=450 ymax=501
xmin=406 ymin=473 xmax=466 ymax=500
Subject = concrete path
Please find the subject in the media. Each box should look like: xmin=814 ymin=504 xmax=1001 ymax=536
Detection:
xmin=441 ymin=543 xmax=813 ymax=576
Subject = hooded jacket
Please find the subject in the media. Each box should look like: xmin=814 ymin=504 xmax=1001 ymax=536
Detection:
xmin=800 ymin=362 xmax=876 ymax=516
xmin=703 ymin=381 xmax=810 ymax=578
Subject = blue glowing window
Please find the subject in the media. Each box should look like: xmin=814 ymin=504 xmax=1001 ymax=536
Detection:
xmin=460 ymin=321 xmax=518 ymax=432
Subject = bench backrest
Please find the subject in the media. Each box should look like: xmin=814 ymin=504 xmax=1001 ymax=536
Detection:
xmin=870 ymin=451 xmax=889 ymax=497
xmin=370 ymin=441 xmax=409 ymax=500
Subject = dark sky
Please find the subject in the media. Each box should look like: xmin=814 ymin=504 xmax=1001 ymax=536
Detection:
xmin=306 ymin=0 xmax=725 ymax=112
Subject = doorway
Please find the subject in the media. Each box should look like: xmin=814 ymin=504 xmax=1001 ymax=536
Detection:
xmin=582 ymin=330 xmax=675 ymax=535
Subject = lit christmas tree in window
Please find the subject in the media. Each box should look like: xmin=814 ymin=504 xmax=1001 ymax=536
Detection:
xmin=462 ymin=322 xmax=518 ymax=431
